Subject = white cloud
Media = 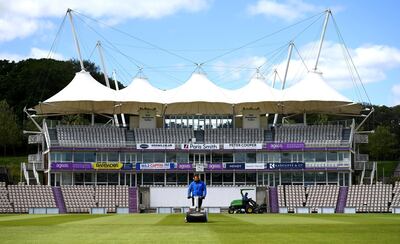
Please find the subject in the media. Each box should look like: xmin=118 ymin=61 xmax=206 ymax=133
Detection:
xmin=0 ymin=0 xmax=211 ymax=42
xmin=211 ymin=56 xmax=267 ymax=87
xmin=391 ymin=84 xmax=400 ymax=106
xmin=0 ymin=47 xmax=64 ymax=61
xmin=270 ymin=42 xmax=400 ymax=91
xmin=247 ymin=0 xmax=321 ymax=22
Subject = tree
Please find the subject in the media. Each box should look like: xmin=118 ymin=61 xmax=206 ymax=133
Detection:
xmin=368 ymin=125 xmax=399 ymax=160
xmin=0 ymin=100 xmax=22 ymax=156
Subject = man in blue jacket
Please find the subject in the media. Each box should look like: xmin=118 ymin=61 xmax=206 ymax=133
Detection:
xmin=187 ymin=174 xmax=207 ymax=209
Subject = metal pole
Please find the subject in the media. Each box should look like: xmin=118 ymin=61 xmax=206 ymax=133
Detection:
xmin=273 ymin=42 xmax=294 ymax=126
xmin=97 ymin=41 xmax=119 ymax=126
xmin=67 ymin=9 xmax=85 ymax=70
xmin=112 ymin=70 xmax=127 ymax=127
xmin=97 ymin=41 xmax=111 ymax=88
xmin=314 ymin=9 xmax=331 ymax=71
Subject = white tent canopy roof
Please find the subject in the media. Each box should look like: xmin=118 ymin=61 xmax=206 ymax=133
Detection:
xmin=281 ymin=71 xmax=351 ymax=102
xmin=36 ymin=71 xmax=117 ymax=114
xmin=117 ymin=76 xmax=164 ymax=114
xmin=163 ymin=72 xmax=234 ymax=115
xmin=35 ymin=70 xmax=361 ymax=115
xmin=232 ymin=74 xmax=281 ymax=114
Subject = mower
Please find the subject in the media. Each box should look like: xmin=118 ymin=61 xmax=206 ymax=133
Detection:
xmin=185 ymin=196 xmax=208 ymax=222
xmin=228 ymin=189 xmax=267 ymax=214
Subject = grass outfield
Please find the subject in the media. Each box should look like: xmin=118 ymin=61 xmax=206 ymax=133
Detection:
xmin=0 ymin=214 xmax=400 ymax=243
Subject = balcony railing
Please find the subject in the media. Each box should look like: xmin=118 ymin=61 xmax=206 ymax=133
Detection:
xmin=28 ymin=134 xmax=43 ymax=144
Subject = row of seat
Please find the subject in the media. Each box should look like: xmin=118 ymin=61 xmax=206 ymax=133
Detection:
xmin=7 ymin=185 xmax=56 ymax=213
xmin=133 ymin=128 xmax=194 ymax=143
xmin=61 ymin=185 xmax=129 ymax=213
xmin=346 ymin=184 xmax=392 ymax=212
xmin=52 ymin=125 xmax=348 ymax=146
xmin=57 ymin=125 xmax=127 ymax=148
xmin=204 ymin=128 xmax=264 ymax=143
xmin=274 ymin=124 xmax=344 ymax=144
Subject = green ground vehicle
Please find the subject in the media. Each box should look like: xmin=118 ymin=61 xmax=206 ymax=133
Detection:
xmin=228 ymin=189 xmax=267 ymax=214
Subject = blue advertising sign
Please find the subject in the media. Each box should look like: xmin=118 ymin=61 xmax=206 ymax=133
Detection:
xmin=223 ymin=163 xmax=245 ymax=170
xmin=122 ymin=163 xmax=133 ymax=170
xmin=136 ymin=163 xmax=175 ymax=170
xmin=267 ymin=162 xmax=305 ymax=170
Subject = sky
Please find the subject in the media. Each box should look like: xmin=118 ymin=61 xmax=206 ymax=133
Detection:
xmin=0 ymin=0 xmax=399 ymax=106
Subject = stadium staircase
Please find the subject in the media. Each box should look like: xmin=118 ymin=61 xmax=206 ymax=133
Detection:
xmin=52 ymin=187 xmax=67 ymax=214
xmin=269 ymin=187 xmax=279 ymax=213
xmin=336 ymin=186 xmax=348 ymax=213
xmin=129 ymin=187 xmax=138 ymax=213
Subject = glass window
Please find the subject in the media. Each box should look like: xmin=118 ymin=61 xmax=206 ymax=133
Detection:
xmin=154 ymin=173 xmax=164 ymax=185
xmin=177 ymin=153 xmax=188 ymax=163
xmin=316 ymin=171 xmax=326 ymax=182
xmin=281 ymin=153 xmax=291 ymax=163
xmin=281 ymin=172 xmax=291 ymax=185
xmin=304 ymin=172 xmax=315 ymax=184
xmin=315 ymin=152 xmax=326 ymax=162
xmin=85 ymin=173 xmax=93 ymax=184
xmin=154 ymin=153 xmax=165 ymax=163
xmin=212 ymin=173 xmax=222 ymax=185
xmin=97 ymin=173 xmax=107 ymax=184
xmin=74 ymin=152 xmax=85 ymax=162
xmin=222 ymin=173 xmax=233 ymax=185
xmin=64 ymin=152 xmax=73 ymax=162
xmin=234 ymin=153 xmax=246 ymax=163
xmin=246 ymin=153 xmax=256 ymax=163
xmin=166 ymin=152 xmax=176 ymax=163
xmin=108 ymin=173 xmax=118 ymax=185
xmin=166 ymin=173 xmax=177 ymax=185
xmin=235 ymin=173 xmax=245 ymax=184
xmin=212 ymin=153 xmax=223 ymax=163
xmin=61 ymin=172 xmax=72 ymax=185
xmin=268 ymin=153 xmax=280 ymax=163
xmin=85 ymin=152 xmax=96 ymax=162
xmin=97 ymin=153 xmax=107 ymax=162
xmin=108 ymin=153 xmax=119 ymax=162
xmin=177 ymin=173 xmax=188 ymax=185
xmin=74 ymin=173 xmax=84 ymax=185
xmin=143 ymin=153 xmax=154 ymax=163
xmin=304 ymin=152 xmax=314 ymax=162
xmin=328 ymin=172 xmax=338 ymax=182
xmin=143 ymin=173 xmax=153 ymax=185
xmin=246 ymin=173 xmax=256 ymax=185
xmin=292 ymin=172 xmax=303 ymax=182
xmin=223 ymin=153 xmax=233 ymax=163
xmin=327 ymin=152 xmax=337 ymax=162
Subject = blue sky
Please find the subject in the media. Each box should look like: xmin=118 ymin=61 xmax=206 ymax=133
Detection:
xmin=0 ymin=0 xmax=399 ymax=106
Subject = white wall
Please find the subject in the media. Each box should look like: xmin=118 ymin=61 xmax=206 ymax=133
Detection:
xmin=139 ymin=109 xmax=156 ymax=128
xmin=149 ymin=186 xmax=256 ymax=208
xmin=242 ymin=109 xmax=260 ymax=128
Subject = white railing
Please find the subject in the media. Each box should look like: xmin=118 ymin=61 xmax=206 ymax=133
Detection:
xmin=32 ymin=163 xmax=40 ymax=185
xmin=21 ymin=163 xmax=30 ymax=185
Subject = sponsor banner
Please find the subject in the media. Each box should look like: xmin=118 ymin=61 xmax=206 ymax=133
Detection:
xmin=122 ymin=163 xmax=133 ymax=170
xmin=267 ymin=162 xmax=305 ymax=170
xmin=245 ymin=163 xmax=265 ymax=170
xmin=51 ymin=162 xmax=92 ymax=170
xmin=266 ymin=142 xmax=305 ymax=150
xmin=207 ymin=163 xmax=223 ymax=170
xmin=176 ymin=163 xmax=193 ymax=170
xmin=136 ymin=143 xmax=175 ymax=150
xmin=223 ymin=143 xmax=263 ymax=150
xmin=181 ymin=144 xmax=220 ymax=150
xmin=92 ymin=162 xmax=123 ymax=170
xmin=223 ymin=163 xmax=245 ymax=170
xmin=136 ymin=163 xmax=175 ymax=170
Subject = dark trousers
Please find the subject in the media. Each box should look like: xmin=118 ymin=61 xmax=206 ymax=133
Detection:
xmin=192 ymin=197 xmax=203 ymax=209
